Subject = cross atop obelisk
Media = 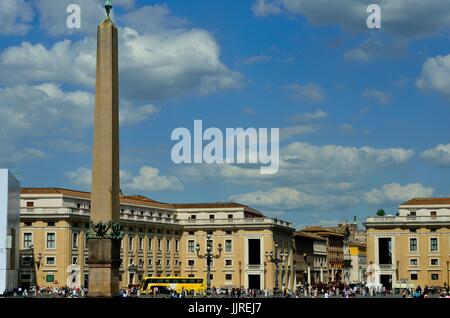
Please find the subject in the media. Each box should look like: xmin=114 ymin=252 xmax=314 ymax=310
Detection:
xmin=87 ymin=0 xmax=123 ymax=297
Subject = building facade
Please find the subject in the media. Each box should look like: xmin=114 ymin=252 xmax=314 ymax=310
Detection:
xmin=302 ymin=226 xmax=350 ymax=283
xmin=349 ymin=243 xmax=367 ymax=284
xmin=293 ymin=231 xmax=327 ymax=287
xmin=365 ymin=198 xmax=450 ymax=289
xmin=18 ymin=188 xmax=295 ymax=291
xmin=0 ymin=170 xmax=20 ymax=294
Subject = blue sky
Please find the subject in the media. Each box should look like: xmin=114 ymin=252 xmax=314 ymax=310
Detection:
xmin=1 ymin=0 xmax=450 ymax=229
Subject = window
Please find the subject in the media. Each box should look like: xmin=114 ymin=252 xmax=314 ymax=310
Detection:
xmin=157 ymin=259 xmax=161 ymax=266
xmin=24 ymin=222 xmax=32 ymax=227
xmin=148 ymin=259 xmax=153 ymax=266
xmin=430 ymin=238 xmax=439 ymax=252
xmin=148 ymin=238 xmax=153 ymax=252
xmin=166 ymin=239 xmax=171 ymax=253
xmin=175 ymin=240 xmax=179 ymax=253
xmin=188 ymin=240 xmax=195 ymax=253
xmin=139 ymin=237 xmax=144 ymax=251
xmin=226 ymin=231 xmax=232 ymax=235
xmin=166 ymin=259 xmax=170 ymax=267
xmin=158 ymin=239 xmax=162 ymax=252
xmin=431 ymin=211 xmax=437 ymax=219
xmin=188 ymin=231 xmax=195 ymax=235
xmin=410 ymin=229 xmax=416 ymax=233
xmin=46 ymin=257 xmax=55 ymax=265
xmin=431 ymin=259 xmax=439 ymax=266
xmin=225 ymin=274 xmax=232 ymax=281
xmin=188 ymin=260 xmax=195 ymax=267
xmin=225 ymin=259 xmax=233 ymax=266
xmin=46 ymin=275 xmax=55 ymax=283
xmin=409 ymin=238 xmax=417 ymax=252
xmin=207 ymin=230 xmax=213 ymax=235
xmin=248 ymin=239 xmax=261 ymax=265
xmin=26 ymin=202 xmax=34 ymax=208
xmin=228 ymin=214 xmax=233 ymax=219
xmin=210 ymin=274 xmax=213 ymax=280
xmin=410 ymin=211 xmax=416 ymax=216
xmin=85 ymin=235 xmax=89 ymax=250
xmin=209 ymin=215 xmax=215 ymax=220
xmin=410 ymin=259 xmax=418 ymax=266
xmin=128 ymin=237 xmax=134 ymax=251
xmin=85 ymin=257 xmax=89 ymax=265
xmin=175 ymin=259 xmax=179 ymax=266
xmin=225 ymin=240 xmax=232 ymax=253
xmin=139 ymin=258 xmax=144 ymax=266
xmin=72 ymin=233 xmax=78 ymax=249
xmin=46 ymin=233 xmax=56 ymax=249
xmin=47 ymin=222 xmax=55 ymax=227
xmin=23 ymin=233 xmax=32 ymax=249
xmin=431 ymin=274 xmax=439 ymax=281
xmin=129 ymin=258 xmax=134 ymax=265
xmin=411 ymin=273 xmax=418 ymax=281
xmin=207 ymin=259 xmax=214 ymax=267
xmin=190 ymin=215 xmax=196 ymax=220
xmin=72 ymin=257 xmax=78 ymax=265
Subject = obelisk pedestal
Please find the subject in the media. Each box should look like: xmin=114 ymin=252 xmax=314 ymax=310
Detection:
xmin=87 ymin=9 xmax=121 ymax=298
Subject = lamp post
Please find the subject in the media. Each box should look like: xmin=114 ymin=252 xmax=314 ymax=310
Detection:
xmin=195 ymin=234 xmax=222 ymax=296
xmin=265 ymin=243 xmax=288 ymax=296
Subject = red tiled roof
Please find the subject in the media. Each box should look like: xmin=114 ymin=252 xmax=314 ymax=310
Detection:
xmin=401 ymin=198 xmax=450 ymax=206
xmin=294 ymin=231 xmax=326 ymax=241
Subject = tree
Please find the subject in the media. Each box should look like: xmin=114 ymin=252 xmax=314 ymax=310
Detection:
xmin=376 ymin=209 xmax=386 ymax=216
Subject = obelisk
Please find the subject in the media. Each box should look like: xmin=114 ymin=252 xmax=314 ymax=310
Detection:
xmin=87 ymin=0 xmax=121 ymax=297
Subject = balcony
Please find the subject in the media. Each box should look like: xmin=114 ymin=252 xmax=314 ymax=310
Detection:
xmin=181 ymin=218 xmax=292 ymax=228
xmin=365 ymin=215 xmax=450 ymax=227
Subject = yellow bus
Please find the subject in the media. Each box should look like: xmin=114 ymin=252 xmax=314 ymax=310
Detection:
xmin=140 ymin=277 xmax=206 ymax=295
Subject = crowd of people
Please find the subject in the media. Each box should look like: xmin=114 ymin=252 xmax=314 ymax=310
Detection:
xmin=3 ymin=286 xmax=88 ymax=298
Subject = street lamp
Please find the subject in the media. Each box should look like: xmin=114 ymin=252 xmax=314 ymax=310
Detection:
xmin=265 ymin=243 xmax=288 ymax=296
xmin=195 ymin=234 xmax=222 ymax=296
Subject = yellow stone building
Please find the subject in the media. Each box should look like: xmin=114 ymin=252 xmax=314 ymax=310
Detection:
xmin=19 ymin=188 xmax=295 ymax=292
xmin=365 ymin=198 xmax=450 ymax=289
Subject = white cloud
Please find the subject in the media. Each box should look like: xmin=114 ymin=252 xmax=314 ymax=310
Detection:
xmin=339 ymin=124 xmax=354 ymax=133
xmin=289 ymin=109 xmax=327 ymax=122
xmin=364 ymin=183 xmax=434 ymax=205
xmin=251 ymin=0 xmax=282 ymax=17
xmin=280 ymin=125 xmax=321 ymax=140
xmin=420 ymin=144 xmax=450 ymax=167
xmin=0 ymin=0 xmax=33 ymax=35
xmin=344 ymin=38 xmax=407 ymax=63
xmin=284 ymin=82 xmax=326 ymax=103
xmin=417 ymin=54 xmax=450 ymax=97
xmin=177 ymin=142 xmax=415 ymax=186
xmin=123 ymin=166 xmax=184 ymax=192
xmin=251 ymin=0 xmax=450 ymax=38
xmin=0 ymin=26 xmax=242 ymax=102
xmin=229 ymin=187 xmax=359 ymax=210
xmin=120 ymin=103 xmax=160 ymax=124
xmin=363 ymin=89 xmax=392 ymax=105
xmin=238 ymin=55 xmax=272 ymax=65
xmin=65 ymin=167 xmax=92 ymax=188
xmin=66 ymin=165 xmax=183 ymax=192
xmin=50 ymin=139 xmax=90 ymax=154
xmin=0 ymin=144 xmax=45 ymax=165
xmin=0 ymin=83 xmax=94 ymax=139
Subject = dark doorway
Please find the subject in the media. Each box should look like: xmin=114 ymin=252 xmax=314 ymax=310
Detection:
xmin=248 ymin=275 xmax=261 ymax=290
xmin=378 ymin=238 xmax=392 ymax=265
xmin=380 ymin=275 xmax=392 ymax=289
xmin=248 ymin=239 xmax=261 ymax=265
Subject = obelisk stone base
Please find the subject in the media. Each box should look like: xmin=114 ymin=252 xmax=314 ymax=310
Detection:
xmin=87 ymin=239 xmax=121 ymax=297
